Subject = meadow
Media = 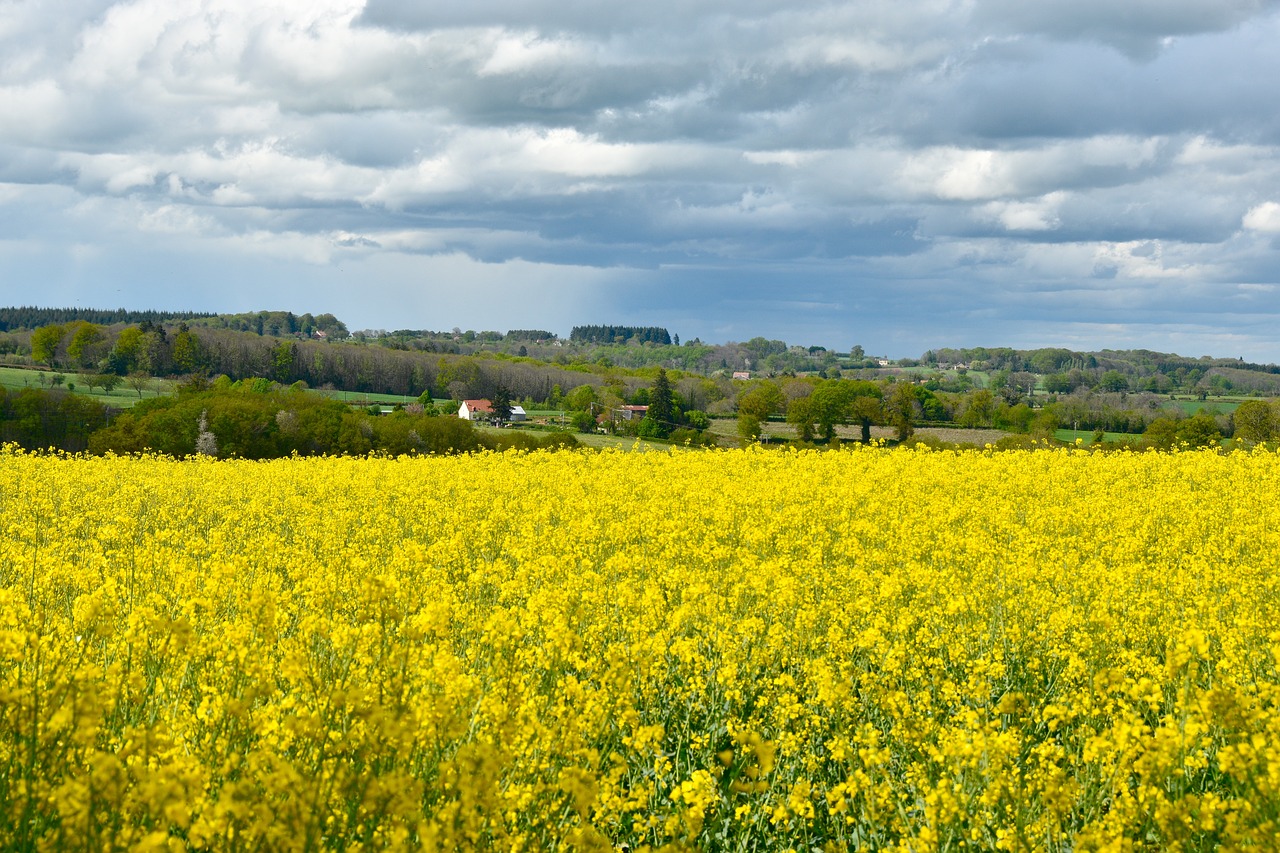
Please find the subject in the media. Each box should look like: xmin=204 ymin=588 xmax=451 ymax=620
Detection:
xmin=2 ymin=444 xmax=1279 ymax=850
xmin=0 ymin=365 xmax=172 ymax=408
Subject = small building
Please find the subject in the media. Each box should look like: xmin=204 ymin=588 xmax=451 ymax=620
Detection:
xmin=732 ymin=371 xmax=751 ymax=381
xmin=458 ymin=399 xmax=493 ymax=420
xmin=618 ymin=405 xmax=649 ymax=422
xmin=459 ymin=399 xmax=526 ymax=422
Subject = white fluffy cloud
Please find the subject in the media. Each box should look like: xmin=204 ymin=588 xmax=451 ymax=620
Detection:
xmin=2 ymin=0 xmax=1280 ymax=358
xmin=1243 ymin=202 xmax=1280 ymax=233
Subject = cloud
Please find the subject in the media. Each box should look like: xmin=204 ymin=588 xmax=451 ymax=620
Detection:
xmin=972 ymin=0 xmax=1280 ymax=60
xmin=3 ymin=0 xmax=1280 ymax=359
xmin=978 ymin=193 xmax=1066 ymax=232
xmin=1243 ymin=201 xmax=1280 ymax=233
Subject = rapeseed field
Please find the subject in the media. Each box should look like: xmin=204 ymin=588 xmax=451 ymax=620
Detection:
xmin=2 ymin=443 xmax=1279 ymax=851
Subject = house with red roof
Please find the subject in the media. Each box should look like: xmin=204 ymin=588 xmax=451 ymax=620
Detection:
xmin=458 ymin=399 xmax=527 ymax=422
xmin=458 ymin=399 xmax=493 ymax=420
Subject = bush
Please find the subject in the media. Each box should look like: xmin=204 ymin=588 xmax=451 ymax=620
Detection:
xmin=484 ymin=430 xmax=581 ymax=452
xmin=539 ymin=432 xmax=581 ymax=450
xmin=1177 ymin=413 xmax=1222 ymax=448
xmin=900 ymin=434 xmax=947 ymax=451
xmin=668 ymin=427 xmax=718 ymax=447
xmin=994 ymin=434 xmax=1052 ymax=451
xmin=1142 ymin=417 xmax=1179 ymax=450
xmin=683 ymin=410 xmax=711 ymax=430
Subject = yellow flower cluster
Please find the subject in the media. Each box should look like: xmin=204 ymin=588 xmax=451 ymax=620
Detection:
xmin=3 ymin=443 xmax=1280 ymax=851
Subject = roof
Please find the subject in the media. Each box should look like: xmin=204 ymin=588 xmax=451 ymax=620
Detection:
xmin=461 ymin=399 xmax=493 ymax=413
xmin=621 ymin=404 xmax=649 ymax=412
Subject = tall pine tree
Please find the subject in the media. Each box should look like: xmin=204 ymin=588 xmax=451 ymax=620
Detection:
xmin=645 ymin=368 xmax=675 ymax=437
xmin=490 ymin=385 xmax=514 ymax=422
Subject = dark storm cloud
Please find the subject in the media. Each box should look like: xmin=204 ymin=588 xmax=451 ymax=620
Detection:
xmin=914 ymin=30 xmax=1280 ymax=145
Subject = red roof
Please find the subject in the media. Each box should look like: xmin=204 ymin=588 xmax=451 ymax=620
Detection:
xmin=462 ymin=399 xmax=493 ymax=412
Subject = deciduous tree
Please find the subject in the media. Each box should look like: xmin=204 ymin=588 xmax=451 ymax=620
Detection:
xmin=804 ymin=380 xmax=882 ymax=442
xmin=67 ymin=322 xmax=106 ymax=368
xmin=1099 ymin=370 xmax=1129 ymax=392
xmin=107 ymin=327 xmax=149 ymax=375
xmin=786 ymin=396 xmax=815 ymax=442
xmin=127 ymin=372 xmax=152 ymax=399
xmin=737 ymin=381 xmax=784 ymax=442
xmin=847 ymin=382 xmax=884 ymax=442
xmin=1233 ymin=400 xmax=1278 ymax=445
xmin=885 ymin=382 xmax=919 ymax=442
xmin=1177 ymin=413 xmax=1222 ymax=448
xmin=30 ymin=324 xmax=65 ymax=366
xmin=958 ymin=389 xmax=996 ymax=429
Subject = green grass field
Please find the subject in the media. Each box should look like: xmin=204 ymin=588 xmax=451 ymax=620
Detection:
xmin=0 ymin=365 xmax=171 ymax=408
xmin=1054 ymin=429 xmax=1137 ymax=445
xmin=471 ymin=422 xmax=662 ymax=450
xmin=1172 ymin=398 xmax=1241 ymax=415
xmin=311 ymin=388 xmax=426 ymax=407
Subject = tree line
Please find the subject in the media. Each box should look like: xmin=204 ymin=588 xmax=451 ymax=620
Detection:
xmin=1 ymin=383 xmax=579 ymax=457
xmin=922 ymin=346 xmax=1280 ymax=383
xmin=0 ymin=387 xmax=112 ymax=453
xmin=12 ymin=321 xmax=602 ymax=402
xmin=731 ymin=378 xmax=933 ymax=444
xmin=186 ymin=311 xmax=350 ymax=339
xmin=729 ymin=374 xmax=1248 ymax=446
xmin=505 ymin=329 xmax=557 ymax=341
xmin=0 ymin=306 xmax=214 ymax=332
xmin=569 ymin=325 xmax=672 ymax=345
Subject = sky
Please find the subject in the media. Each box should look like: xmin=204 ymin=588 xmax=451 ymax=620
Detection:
xmin=3 ymin=0 xmax=1280 ymax=360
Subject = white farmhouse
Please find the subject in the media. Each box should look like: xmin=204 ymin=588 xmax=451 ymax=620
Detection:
xmin=459 ymin=400 xmax=527 ymax=422
xmin=458 ymin=399 xmax=493 ymax=420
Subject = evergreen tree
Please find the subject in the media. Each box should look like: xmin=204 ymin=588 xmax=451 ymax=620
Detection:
xmin=491 ymin=386 xmax=513 ymax=423
xmin=645 ymin=369 xmax=674 ymax=437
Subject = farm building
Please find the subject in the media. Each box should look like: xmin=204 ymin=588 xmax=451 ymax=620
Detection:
xmin=618 ymin=405 xmax=649 ymax=422
xmin=458 ymin=400 xmax=527 ymax=422
xmin=458 ymin=400 xmax=493 ymax=420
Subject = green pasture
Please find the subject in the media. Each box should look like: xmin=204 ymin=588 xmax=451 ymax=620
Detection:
xmin=1172 ymin=398 xmax=1240 ymax=416
xmin=1054 ymin=429 xmax=1138 ymax=445
xmin=0 ymin=365 xmax=171 ymax=408
xmin=312 ymin=388 xmax=426 ymax=407
xmin=471 ymin=422 xmax=660 ymax=450
xmin=522 ymin=408 xmax=569 ymax=421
